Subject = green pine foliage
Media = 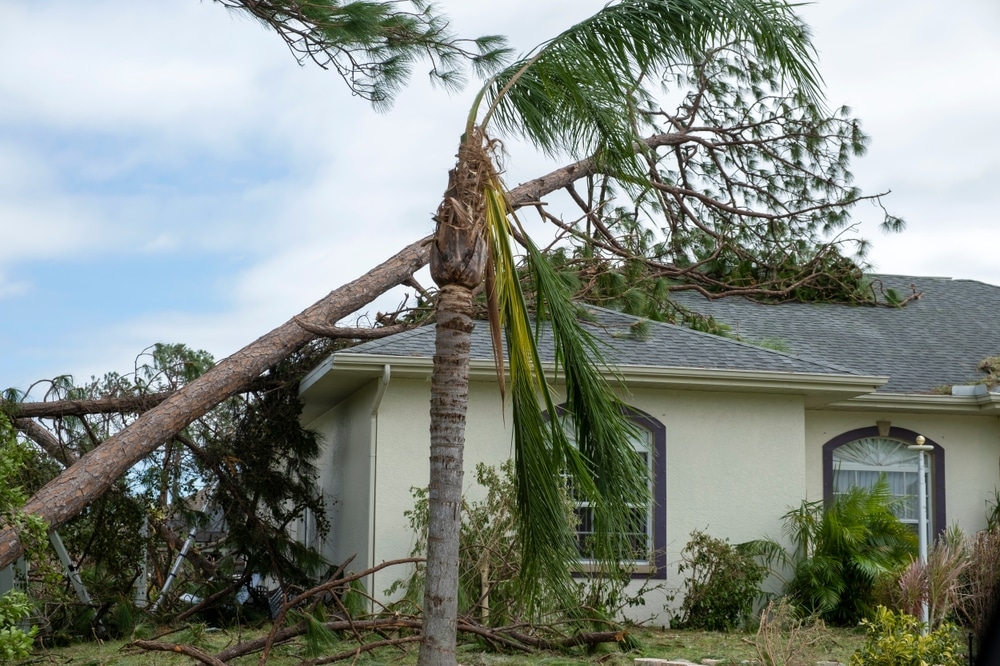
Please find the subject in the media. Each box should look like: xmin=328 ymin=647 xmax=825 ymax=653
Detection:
xmin=528 ymin=39 xmax=905 ymax=307
xmin=2 ymin=342 xmax=339 ymax=631
xmin=218 ymin=0 xmax=511 ymax=109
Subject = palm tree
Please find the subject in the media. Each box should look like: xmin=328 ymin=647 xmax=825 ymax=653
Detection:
xmin=421 ymin=1 xmax=824 ymax=663
xmin=783 ymin=479 xmax=917 ymax=625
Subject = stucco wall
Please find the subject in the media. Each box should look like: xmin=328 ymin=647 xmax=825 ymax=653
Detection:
xmin=362 ymin=379 xmax=805 ymax=625
xmin=304 ymin=383 xmax=376 ymax=575
xmin=618 ymin=388 xmax=805 ymax=623
xmin=366 ymin=377 xmax=513 ymax=599
xmin=806 ymin=411 xmax=1000 ymax=533
xmin=305 ymin=367 xmax=1000 ymax=626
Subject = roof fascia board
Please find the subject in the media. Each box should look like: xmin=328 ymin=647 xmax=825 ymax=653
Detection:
xmin=331 ymin=353 xmax=886 ymax=400
xmin=819 ymin=391 xmax=1000 ymax=415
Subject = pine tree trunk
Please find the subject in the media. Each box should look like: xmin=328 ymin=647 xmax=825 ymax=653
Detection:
xmin=419 ymin=284 xmax=474 ymax=666
xmin=0 ymin=237 xmax=431 ymax=569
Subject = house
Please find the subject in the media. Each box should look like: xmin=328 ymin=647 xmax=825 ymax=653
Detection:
xmin=297 ymin=274 xmax=1000 ymax=623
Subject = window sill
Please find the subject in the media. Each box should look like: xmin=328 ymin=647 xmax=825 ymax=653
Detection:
xmin=572 ymin=560 xmax=657 ymax=578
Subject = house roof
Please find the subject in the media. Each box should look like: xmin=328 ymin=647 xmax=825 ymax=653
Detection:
xmin=341 ymin=305 xmax=863 ymax=377
xmin=667 ymin=275 xmax=1000 ymax=394
xmin=297 ymin=305 xmax=886 ymax=421
xmin=300 ymin=274 xmax=1000 ymax=420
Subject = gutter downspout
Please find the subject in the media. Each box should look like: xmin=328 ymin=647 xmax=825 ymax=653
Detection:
xmin=368 ymin=364 xmax=391 ymax=606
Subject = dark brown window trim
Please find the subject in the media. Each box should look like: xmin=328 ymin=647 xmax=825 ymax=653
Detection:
xmin=822 ymin=425 xmax=946 ymax=536
xmin=554 ymin=404 xmax=667 ymax=580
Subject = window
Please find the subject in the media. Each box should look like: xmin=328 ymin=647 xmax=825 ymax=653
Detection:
xmin=572 ymin=427 xmax=652 ymax=563
xmin=559 ymin=406 xmax=666 ymax=579
xmin=823 ymin=426 xmax=945 ymax=541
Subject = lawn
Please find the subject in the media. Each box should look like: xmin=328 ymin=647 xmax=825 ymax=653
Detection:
xmin=30 ymin=623 xmax=867 ymax=665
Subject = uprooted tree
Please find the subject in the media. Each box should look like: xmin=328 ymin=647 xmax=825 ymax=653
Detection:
xmin=0 ymin=0 xmax=515 ymax=571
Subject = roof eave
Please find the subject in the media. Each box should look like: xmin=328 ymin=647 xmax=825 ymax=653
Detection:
xmin=304 ymin=353 xmax=886 ymax=409
xmin=602 ymin=364 xmax=885 ymax=406
xmin=818 ymin=391 xmax=1000 ymax=415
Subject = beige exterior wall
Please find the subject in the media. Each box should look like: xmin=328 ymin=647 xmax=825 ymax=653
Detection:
xmin=356 ymin=378 xmax=806 ymax=625
xmin=304 ymin=383 xmax=376 ymax=576
xmin=618 ymin=388 xmax=805 ymax=622
xmin=806 ymin=411 xmax=1000 ymax=533
xmin=306 ymin=370 xmax=1000 ymax=626
xmin=366 ymin=377 xmax=513 ymax=598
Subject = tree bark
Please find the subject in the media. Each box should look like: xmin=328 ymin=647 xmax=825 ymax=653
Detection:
xmin=5 ymin=392 xmax=172 ymax=419
xmin=419 ymin=284 xmax=475 ymax=666
xmin=0 ymin=236 xmax=432 ymax=569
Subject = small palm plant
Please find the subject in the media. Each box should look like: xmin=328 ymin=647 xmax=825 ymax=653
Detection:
xmin=781 ymin=478 xmax=917 ymax=625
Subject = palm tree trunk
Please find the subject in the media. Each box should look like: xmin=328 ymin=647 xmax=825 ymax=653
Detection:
xmin=420 ymin=283 xmax=475 ymax=666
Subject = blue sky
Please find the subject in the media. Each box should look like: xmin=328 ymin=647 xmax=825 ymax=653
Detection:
xmin=2 ymin=0 xmax=998 ymax=394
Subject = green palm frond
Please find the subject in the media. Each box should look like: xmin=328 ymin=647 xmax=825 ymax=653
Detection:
xmin=483 ymin=181 xmax=650 ymax=602
xmin=483 ymin=180 xmax=582 ymax=603
xmin=477 ymin=0 xmax=821 ymax=178
xmin=525 ymin=239 xmax=649 ymax=569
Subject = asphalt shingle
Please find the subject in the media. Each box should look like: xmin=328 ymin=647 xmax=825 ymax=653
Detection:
xmin=343 ymin=306 xmax=863 ymax=378
xmin=668 ymin=275 xmax=1000 ymax=394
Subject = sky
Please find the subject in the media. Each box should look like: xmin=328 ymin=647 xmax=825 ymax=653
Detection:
xmin=1 ymin=0 xmax=998 ymax=394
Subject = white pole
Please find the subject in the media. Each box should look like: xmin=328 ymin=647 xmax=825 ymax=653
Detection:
xmin=909 ymin=435 xmax=933 ymax=632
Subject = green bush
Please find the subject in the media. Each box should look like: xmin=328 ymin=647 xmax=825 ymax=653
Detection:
xmin=782 ymin=479 xmax=916 ymax=625
xmin=850 ymin=605 xmax=963 ymax=666
xmin=0 ymin=414 xmax=41 ymax=663
xmin=0 ymin=590 xmax=36 ymax=664
xmin=670 ymin=529 xmax=766 ymax=631
xmin=392 ymin=461 xmax=652 ymax=633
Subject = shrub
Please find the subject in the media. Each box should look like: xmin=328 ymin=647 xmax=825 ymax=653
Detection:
xmin=0 ymin=415 xmax=41 ymax=662
xmin=0 ymin=590 xmax=36 ymax=664
xmin=781 ymin=479 xmax=916 ymax=625
xmin=392 ymin=461 xmax=653 ymax=630
xmin=889 ymin=529 xmax=967 ymax=630
xmin=669 ymin=529 xmax=766 ymax=631
xmin=957 ymin=527 xmax=1000 ymax=650
xmin=850 ymin=605 xmax=963 ymax=666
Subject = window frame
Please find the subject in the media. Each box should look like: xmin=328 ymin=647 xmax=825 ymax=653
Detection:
xmin=822 ymin=426 xmax=946 ymax=538
xmin=555 ymin=404 xmax=667 ymax=580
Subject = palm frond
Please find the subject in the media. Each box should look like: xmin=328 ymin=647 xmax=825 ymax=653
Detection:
xmin=524 ymin=239 xmax=650 ymax=569
xmin=483 ymin=179 xmax=582 ymax=605
xmin=483 ymin=176 xmax=650 ymax=604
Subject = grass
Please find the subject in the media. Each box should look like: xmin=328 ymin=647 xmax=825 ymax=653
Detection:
xmin=30 ymin=623 xmax=867 ymax=665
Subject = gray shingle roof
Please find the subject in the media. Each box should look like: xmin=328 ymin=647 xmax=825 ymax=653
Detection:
xmin=668 ymin=275 xmax=1000 ymax=394
xmin=343 ymin=306 xmax=864 ymax=378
